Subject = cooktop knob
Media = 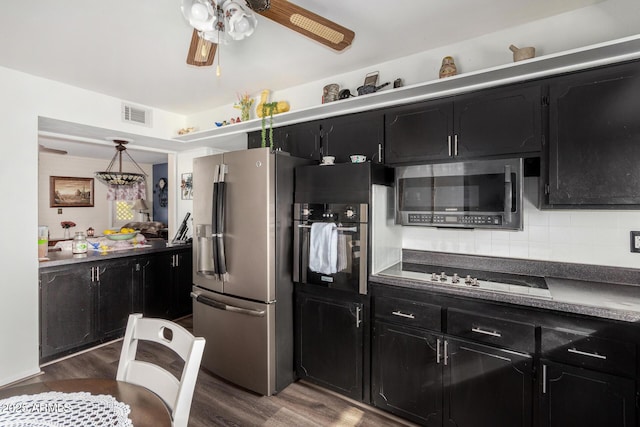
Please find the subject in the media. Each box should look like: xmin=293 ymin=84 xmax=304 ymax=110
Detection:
xmin=464 ymin=275 xmax=473 ymax=285
xmin=452 ymin=273 xmax=460 ymax=283
xmin=471 ymin=278 xmax=479 ymax=286
xmin=431 ymin=273 xmax=439 ymax=281
xmin=440 ymin=272 xmax=447 ymax=281
xmin=345 ymin=207 xmax=356 ymax=219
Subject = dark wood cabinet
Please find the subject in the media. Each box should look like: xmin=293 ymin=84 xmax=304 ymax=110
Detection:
xmin=40 ymin=264 xmax=95 ymax=361
xmin=139 ymin=248 xmax=192 ymax=319
xmin=372 ymin=295 xmax=534 ymax=427
xmin=539 ymin=360 xmax=636 ymax=427
xmin=96 ymin=258 xmax=137 ymax=337
xmin=545 ymin=60 xmax=640 ymax=207
xmin=39 ymin=247 xmax=193 ymax=363
xmin=295 ymin=289 xmax=367 ymax=401
xmin=249 ymin=111 xmax=384 ymax=164
xmin=385 ymin=84 xmax=542 ymax=165
xmin=444 ymin=338 xmax=533 ymax=427
xmin=372 ymin=322 xmax=443 ymax=425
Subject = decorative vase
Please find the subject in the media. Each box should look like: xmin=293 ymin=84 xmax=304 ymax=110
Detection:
xmin=241 ymin=105 xmax=250 ymax=122
xmin=439 ymin=56 xmax=458 ymax=79
xmin=63 ymin=228 xmax=70 ymax=239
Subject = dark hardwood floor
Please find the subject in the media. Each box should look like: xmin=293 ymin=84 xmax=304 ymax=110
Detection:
xmin=8 ymin=316 xmax=414 ymax=427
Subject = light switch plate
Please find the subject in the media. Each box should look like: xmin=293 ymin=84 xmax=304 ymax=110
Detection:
xmin=630 ymin=231 xmax=640 ymax=253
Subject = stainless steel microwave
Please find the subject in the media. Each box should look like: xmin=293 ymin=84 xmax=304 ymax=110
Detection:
xmin=395 ymin=158 xmax=523 ymax=230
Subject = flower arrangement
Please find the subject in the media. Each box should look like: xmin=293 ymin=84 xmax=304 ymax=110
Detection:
xmin=234 ymin=92 xmax=254 ymax=122
xmin=61 ymin=221 xmax=76 ymax=229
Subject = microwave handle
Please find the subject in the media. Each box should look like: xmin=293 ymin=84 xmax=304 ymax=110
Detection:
xmin=504 ymin=165 xmax=512 ymax=224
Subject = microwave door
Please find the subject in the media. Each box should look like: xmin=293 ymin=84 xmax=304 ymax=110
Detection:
xmin=504 ymin=165 xmax=513 ymax=225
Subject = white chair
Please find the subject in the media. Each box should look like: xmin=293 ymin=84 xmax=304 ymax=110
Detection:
xmin=116 ymin=313 xmax=206 ymax=427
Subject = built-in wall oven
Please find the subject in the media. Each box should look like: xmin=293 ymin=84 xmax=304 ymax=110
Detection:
xmin=395 ymin=157 xmax=524 ymax=230
xmin=293 ymin=202 xmax=368 ymax=295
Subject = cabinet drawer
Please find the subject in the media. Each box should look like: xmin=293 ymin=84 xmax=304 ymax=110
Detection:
xmin=447 ymin=308 xmax=535 ymax=353
xmin=541 ymin=327 xmax=636 ymax=377
xmin=375 ymin=297 xmax=441 ymax=331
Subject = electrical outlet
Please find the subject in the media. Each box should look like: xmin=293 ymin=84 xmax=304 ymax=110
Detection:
xmin=58 ymin=208 xmax=63 ymax=214
xmin=630 ymin=231 xmax=640 ymax=253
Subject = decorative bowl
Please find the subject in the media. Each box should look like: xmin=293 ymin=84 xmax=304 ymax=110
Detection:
xmin=350 ymin=155 xmax=367 ymax=163
xmin=105 ymin=232 xmax=138 ymax=241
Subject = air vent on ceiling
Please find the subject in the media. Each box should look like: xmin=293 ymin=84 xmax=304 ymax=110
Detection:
xmin=122 ymin=103 xmax=152 ymax=127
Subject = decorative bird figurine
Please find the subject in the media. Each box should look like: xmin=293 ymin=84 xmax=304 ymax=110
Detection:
xmin=439 ymin=56 xmax=458 ymax=79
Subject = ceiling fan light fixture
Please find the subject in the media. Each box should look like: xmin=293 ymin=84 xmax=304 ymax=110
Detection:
xmin=224 ymin=1 xmax=258 ymax=40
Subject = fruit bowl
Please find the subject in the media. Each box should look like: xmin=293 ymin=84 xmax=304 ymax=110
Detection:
xmin=105 ymin=231 xmax=138 ymax=241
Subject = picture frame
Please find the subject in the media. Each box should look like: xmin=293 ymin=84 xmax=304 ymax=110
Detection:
xmin=50 ymin=176 xmax=94 ymax=207
xmin=181 ymin=173 xmax=193 ymax=200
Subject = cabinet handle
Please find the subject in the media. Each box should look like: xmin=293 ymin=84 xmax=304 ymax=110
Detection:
xmin=175 ymin=254 xmax=179 ymax=267
xmin=436 ymin=338 xmax=441 ymax=364
xmin=542 ymin=364 xmax=547 ymax=394
xmin=447 ymin=135 xmax=452 ymax=156
xmin=567 ymin=348 xmax=607 ymax=360
xmin=392 ymin=310 xmax=415 ymax=319
xmin=454 ymin=134 xmax=459 ymax=156
xmin=355 ymin=306 xmax=362 ymax=328
xmin=471 ymin=327 xmax=502 ymax=338
xmin=96 ymin=267 xmax=100 ymax=282
xmin=90 ymin=267 xmax=94 ymax=282
xmin=378 ymin=143 xmax=382 ymax=163
xmin=444 ymin=340 xmax=448 ymax=366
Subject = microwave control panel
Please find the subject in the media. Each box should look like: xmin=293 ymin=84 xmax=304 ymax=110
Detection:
xmin=407 ymin=213 xmax=503 ymax=226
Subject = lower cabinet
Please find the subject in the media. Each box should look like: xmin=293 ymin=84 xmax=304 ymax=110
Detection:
xmin=372 ymin=322 xmax=533 ymax=427
xmin=539 ymin=360 xmax=636 ymax=427
xmin=39 ymin=247 xmax=193 ymax=363
xmin=294 ymin=287 xmax=368 ymax=401
xmin=139 ymin=248 xmax=192 ymax=319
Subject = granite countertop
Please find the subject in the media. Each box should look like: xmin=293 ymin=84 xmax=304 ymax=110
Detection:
xmin=39 ymin=239 xmax=192 ymax=268
xmin=372 ymin=251 xmax=640 ymax=323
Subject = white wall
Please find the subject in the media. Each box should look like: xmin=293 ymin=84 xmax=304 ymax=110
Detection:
xmin=0 ymin=66 xmax=184 ymax=386
xmin=38 ymin=153 xmax=154 ymax=239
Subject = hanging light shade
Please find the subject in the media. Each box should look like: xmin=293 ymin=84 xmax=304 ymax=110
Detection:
xmin=95 ymin=138 xmax=147 ymax=186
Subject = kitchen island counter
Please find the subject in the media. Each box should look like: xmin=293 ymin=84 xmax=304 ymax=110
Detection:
xmin=39 ymin=239 xmax=191 ymax=268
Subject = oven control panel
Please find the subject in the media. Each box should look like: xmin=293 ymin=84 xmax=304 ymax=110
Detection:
xmin=297 ymin=203 xmax=368 ymax=223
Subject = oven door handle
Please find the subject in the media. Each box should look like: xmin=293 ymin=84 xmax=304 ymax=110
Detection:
xmin=297 ymin=224 xmax=358 ymax=232
xmin=191 ymin=292 xmax=265 ymax=317
xmin=504 ymin=164 xmax=513 ymax=225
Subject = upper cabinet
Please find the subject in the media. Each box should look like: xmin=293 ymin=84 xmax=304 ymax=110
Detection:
xmin=544 ymin=60 xmax=640 ymax=207
xmin=248 ymin=111 xmax=384 ymax=164
xmin=385 ymin=84 xmax=543 ymax=165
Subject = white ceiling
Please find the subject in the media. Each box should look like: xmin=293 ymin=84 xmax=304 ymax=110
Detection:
xmin=0 ymin=0 xmax=603 ymax=162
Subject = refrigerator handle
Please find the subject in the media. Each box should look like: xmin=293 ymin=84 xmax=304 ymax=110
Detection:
xmin=211 ymin=165 xmax=220 ymax=277
xmin=217 ymin=165 xmax=228 ymax=278
xmin=192 ymin=292 xmax=265 ymax=317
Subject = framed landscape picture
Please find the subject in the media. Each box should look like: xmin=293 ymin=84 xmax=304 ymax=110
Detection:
xmin=50 ymin=176 xmax=94 ymax=207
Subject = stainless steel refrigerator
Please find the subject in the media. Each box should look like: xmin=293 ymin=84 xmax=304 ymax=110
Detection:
xmin=191 ymin=147 xmax=310 ymax=396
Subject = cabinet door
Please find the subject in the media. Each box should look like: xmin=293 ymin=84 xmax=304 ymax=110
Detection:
xmin=173 ymin=249 xmax=194 ymax=318
xmin=372 ymin=322 xmax=443 ymax=426
xmin=385 ymin=98 xmax=453 ymax=164
xmin=444 ymin=337 xmax=533 ymax=427
xmin=279 ymin=121 xmax=322 ymax=160
xmin=455 ymin=84 xmax=542 ymax=158
xmin=139 ymin=253 xmax=173 ymax=318
xmin=321 ymin=111 xmax=384 ymax=164
xmin=295 ymin=292 xmax=364 ymax=400
xmin=539 ymin=360 xmax=636 ymax=427
xmin=40 ymin=266 xmax=95 ymax=361
xmin=547 ymin=61 xmax=640 ymax=206
xmin=96 ymin=259 xmax=136 ymax=338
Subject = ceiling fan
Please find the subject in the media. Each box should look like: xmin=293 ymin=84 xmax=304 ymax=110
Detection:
xmin=182 ymin=0 xmax=355 ymax=67
xmin=39 ymin=144 xmax=68 ymax=155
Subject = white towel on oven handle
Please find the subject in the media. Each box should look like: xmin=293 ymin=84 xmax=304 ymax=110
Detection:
xmin=309 ymin=222 xmax=338 ymax=275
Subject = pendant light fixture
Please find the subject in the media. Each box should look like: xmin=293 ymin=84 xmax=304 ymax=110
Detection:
xmin=95 ymin=138 xmax=147 ymax=186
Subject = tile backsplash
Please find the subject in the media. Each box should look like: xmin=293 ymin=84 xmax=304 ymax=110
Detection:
xmin=402 ymin=178 xmax=640 ymax=269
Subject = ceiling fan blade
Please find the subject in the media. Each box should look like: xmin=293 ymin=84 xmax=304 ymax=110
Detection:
xmin=39 ymin=144 xmax=67 ymax=155
xmin=186 ymin=29 xmax=217 ymax=66
xmin=251 ymin=0 xmax=354 ymax=51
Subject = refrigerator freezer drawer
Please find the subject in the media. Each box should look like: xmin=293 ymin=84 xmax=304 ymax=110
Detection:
xmin=192 ymin=288 xmax=276 ymax=396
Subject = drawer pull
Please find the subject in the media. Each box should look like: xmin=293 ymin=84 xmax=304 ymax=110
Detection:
xmin=392 ymin=310 xmax=415 ymax=319
xmin=567 ymin=348 xmax=607 ymax=360
xmin=471 ymin=327 xmax=502 ymax=338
